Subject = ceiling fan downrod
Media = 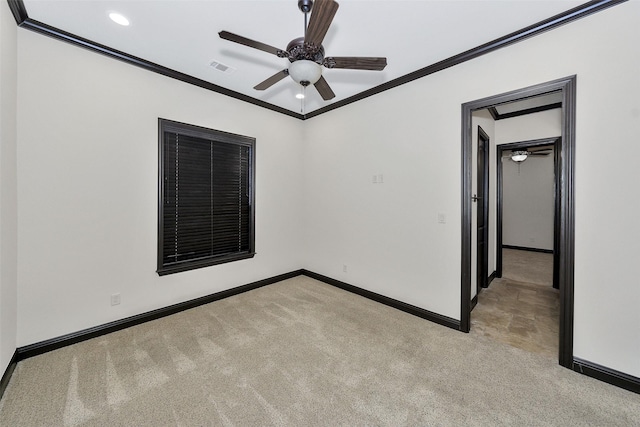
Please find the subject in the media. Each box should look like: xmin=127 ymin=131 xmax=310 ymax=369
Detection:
xmin=298 ymin=0 xmax=313 ymax=37
xmin=298 ymin=0 xmax=313 ymax=14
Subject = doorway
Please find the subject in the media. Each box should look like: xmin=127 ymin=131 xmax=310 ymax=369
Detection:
xmin=496 ymin=137 xmax=560 ymax=290
xmin=477 ymin=138 xmax=560 ymax=357
xmin=460 ymin=76 xmax=576 ymax=369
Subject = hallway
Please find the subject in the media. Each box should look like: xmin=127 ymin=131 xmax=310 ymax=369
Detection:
xmin=471 ymin=249 xmax=559 ymax=358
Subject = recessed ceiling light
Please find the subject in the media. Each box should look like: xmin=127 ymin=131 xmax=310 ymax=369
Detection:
xmin=295 ymin=93 xmax=305 ymax=99
xmin=109 ymin=12 xmax=130 ymax=26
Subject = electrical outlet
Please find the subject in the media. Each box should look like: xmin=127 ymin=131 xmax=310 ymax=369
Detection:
xmin=438 ymin=213 xmax=446 ymax=224
xmin=343 ymin=264 xmax=348 ymax=273
xmin=111 ymin=293 xmax=121 ymax=306
xmin=372 ymin=175 xmax=378 ymax=184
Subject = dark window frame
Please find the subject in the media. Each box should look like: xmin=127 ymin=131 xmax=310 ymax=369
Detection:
xmin=157 ymin=119 xmax=255 ymax=276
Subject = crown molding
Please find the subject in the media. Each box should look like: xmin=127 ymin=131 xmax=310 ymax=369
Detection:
xmin=6 ymin=0 xmax=628 ymax=120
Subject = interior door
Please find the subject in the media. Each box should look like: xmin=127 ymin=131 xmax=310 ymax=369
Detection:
xmin=476 ymin=127 xmax=490 ymax=292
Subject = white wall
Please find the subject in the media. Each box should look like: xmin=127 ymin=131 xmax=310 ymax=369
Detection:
xmin=16 ymin=29 xmax=305 ymax=346
xmin=303 ymin=75 xmax=462 ymax=319
xmin=7 ymin=0 xmax=640 ymax=381
xmin=502 ymin=149 xmax=555 ymax=250
xmin=0 ymin=1 xmax=18 ymax=375
xmin=302 ymin=1 xmax=640 ymax=377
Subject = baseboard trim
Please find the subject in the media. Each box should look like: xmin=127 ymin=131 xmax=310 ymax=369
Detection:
xmin=0 ymin=350 xmax=19 ymax=400
xmin=5 ymin=271 xmax=640 ymax=397
xmin=16 ymin=269 xmax=460 ymax=361
xmin=573 ymin=357 xmax=640 ymax=394
xmin=16 ymin=270 xmax=304 ymax=361
xmin=302 ymin=270 xmax=460 ymax=331
xmin=470 ymin=294 xmax=479 ymax=311
xmin=487 ymin=271 xmax=497 ymax=286
xmin=503 ymin=244 xmax=553 ymax=254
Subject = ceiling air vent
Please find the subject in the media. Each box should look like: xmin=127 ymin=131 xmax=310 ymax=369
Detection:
xmin=210 ymin=60 xmax=236 ymax=75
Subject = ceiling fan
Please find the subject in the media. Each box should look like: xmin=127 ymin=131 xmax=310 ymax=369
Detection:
xmin=219 ymin=0 xmax=387 ymax=101
xmin=504 ymin=147 xmax=552 ymax=162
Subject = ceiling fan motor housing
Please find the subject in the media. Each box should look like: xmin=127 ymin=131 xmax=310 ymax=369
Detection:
xmin=286 ymin=37 xmax=325 ymax=64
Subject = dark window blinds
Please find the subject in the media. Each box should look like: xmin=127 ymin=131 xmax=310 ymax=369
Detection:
xmin=158 ymin=120 xmax=255 ymax=275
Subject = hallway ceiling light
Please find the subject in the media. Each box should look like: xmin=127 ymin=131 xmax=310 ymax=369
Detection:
xmin=511 ymin=151 xmax=528 ymax=162
xmin=506 ymin=147 xmax=553 ymax=163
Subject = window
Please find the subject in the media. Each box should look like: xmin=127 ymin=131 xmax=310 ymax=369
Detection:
xmin=157 ymin=119 xmax=255 ymax=275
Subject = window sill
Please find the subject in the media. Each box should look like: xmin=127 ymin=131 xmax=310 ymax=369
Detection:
xmin=157 ymin=252 xmax=256 ymax=276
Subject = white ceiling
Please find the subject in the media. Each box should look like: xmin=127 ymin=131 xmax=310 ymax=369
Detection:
xmin=22 ymin=0 xmax=586 ymax=115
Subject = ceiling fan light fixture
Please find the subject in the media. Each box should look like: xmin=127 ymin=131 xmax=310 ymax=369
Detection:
xmin=288 ymin=60 xmax=322 ymax=86
xmin=511 ymin=151 xmax=528 ymax=162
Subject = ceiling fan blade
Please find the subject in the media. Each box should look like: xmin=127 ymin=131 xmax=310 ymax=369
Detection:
xmin=305 ymin=0 xmax=339 ymax=48
xmin=323 ymin=57 xmax=387 ymax=71
xmin=254 ymin=69 xmax=289 ymax=91
xmin=314 ymin=76 xmax=336 ymax=100
xmin=529 ymin=152 xmax=550 ymax=156
xmin=219 ymin=31 xmax=286 ymax=57
xmin=529 ymin=148 xmax=552 ymax=153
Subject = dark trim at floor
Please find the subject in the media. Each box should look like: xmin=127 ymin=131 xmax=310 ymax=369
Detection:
xmin=16 ymin=270 xmax=304 ymax=361
xmin=0 ymin=350 xmax=18 ymax=400
xmin=14 ymin=268 xmax=462 ymax=360
xmin=472 ymin=270 xmax=496 ymax=312
xmin=487 ymin=271 xmax=497 ymax=287
xmin=470 ymin=294 xmax=478 ymax=311
xmin=503 ymin=245 xmax=554 ymax=254
xmin=302 ymin=270 xmax=461 ymax=330
xmin=573 ymin=357 xmax=640 ymax=394
xmin=15 ymin=270 xmax=461 ymax=362
xmin=4 ymin=268 xmax=461 ymax=397
xmin=4 ymin=270 xmax=638 ymax=398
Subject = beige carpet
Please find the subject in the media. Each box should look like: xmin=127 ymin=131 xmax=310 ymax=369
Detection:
xmin=1 ymin=276 xmax=638 ymax=426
